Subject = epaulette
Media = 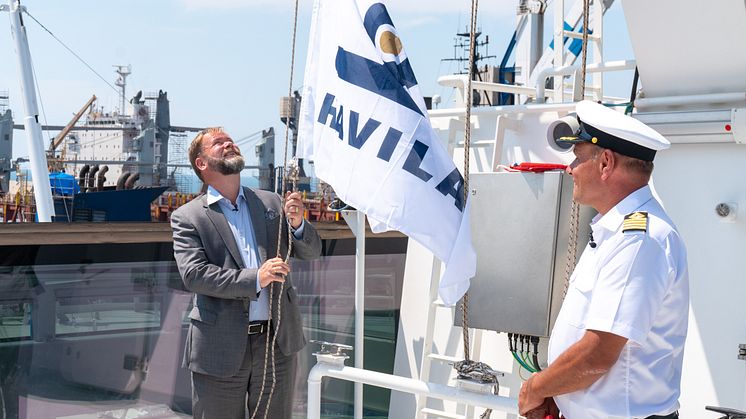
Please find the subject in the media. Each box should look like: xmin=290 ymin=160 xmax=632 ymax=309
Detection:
xmin=622 ymin=211 xmax=648 ymax=233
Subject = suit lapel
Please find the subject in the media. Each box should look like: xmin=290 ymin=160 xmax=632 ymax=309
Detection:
xmin=244 ymin=187 xmax=269 ymax=263
xmin=203 ymin=196 xmax=244 ymax=268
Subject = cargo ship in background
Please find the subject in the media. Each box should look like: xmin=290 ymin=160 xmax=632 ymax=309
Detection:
xmin=0 ymin=63 xmax=287 ymax=223
xmin=0 ymin=3 xmax=404 ymax=418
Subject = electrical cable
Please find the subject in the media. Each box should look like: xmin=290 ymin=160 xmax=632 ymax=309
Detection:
xmin=520 ymin=352 xmax=533 ymax=369
xmin=508 ymin=333 xmax=534 ymax=371
xmin=511 ymin=351 xmax=536 ymax=373
xmin=522 ymin=350 xmax=537 ymax=372
xmin=530 ymin=336 xmax=542 ymax=372
xmin=520 ymin=347 xmax=539 ymax=372
xmin=518 ymin=364 xmax=529 ymax=381
xmin=533 ymin=353 xmax=542 ymax=372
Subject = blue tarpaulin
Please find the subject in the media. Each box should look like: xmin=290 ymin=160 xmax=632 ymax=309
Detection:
xmin=49 ymin=172 xmax=80 ymax=196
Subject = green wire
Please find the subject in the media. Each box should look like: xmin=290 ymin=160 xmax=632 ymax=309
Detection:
xmin=512 ymin=351 xmax=536 ymax=373
xmin=522 ymin=352 xmax=539 ymax=372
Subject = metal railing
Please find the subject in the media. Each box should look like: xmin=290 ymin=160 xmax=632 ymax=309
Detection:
xmin=307 ymin=350 xmax=518 ymax=419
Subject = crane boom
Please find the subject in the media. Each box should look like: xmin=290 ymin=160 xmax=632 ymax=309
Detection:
xmin=49 ymin=94 xmax=97 ymax=152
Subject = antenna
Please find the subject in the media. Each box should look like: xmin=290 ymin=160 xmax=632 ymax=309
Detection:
xmin=441 ymin=28 xmax=497 ymax=106
xmin=441 ymin=29 xmax=496 ymax=76
xmin=113 ymin=64 xmax=131 ymax=115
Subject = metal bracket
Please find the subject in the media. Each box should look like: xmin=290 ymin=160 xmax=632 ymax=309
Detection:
xmin=456 ymin=377 xmax=499 ymax=395
xmin=310 ymin=340 xmax=353 ymax=366
xmin=738 ymin=344 xmax=746 ymax=361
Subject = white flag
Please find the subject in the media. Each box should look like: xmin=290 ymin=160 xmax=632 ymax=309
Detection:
xmin=298 ymin=0 xmax=476 ymax=306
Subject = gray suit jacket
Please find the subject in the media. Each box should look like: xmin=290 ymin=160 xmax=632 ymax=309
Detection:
xmin=171 ymin=187 xmax=322 ymax=378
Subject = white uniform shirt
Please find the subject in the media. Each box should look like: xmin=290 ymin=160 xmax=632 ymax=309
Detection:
xmin=548 ymin=185 xmax=689 ymax=419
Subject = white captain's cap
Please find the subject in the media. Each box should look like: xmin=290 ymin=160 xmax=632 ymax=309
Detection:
xmin=555 ymin=100 xmax=670 ymax=161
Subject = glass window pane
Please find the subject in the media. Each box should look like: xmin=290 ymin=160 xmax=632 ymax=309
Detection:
xmin=0 ymin=302 xmax=31 ymax=340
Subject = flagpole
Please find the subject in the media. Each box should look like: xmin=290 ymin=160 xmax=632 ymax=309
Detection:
xmin=342 ymin=209 xmax=365 ymax=419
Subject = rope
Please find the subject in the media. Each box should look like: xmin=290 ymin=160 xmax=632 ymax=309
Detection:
xmin=454 ymin=5 xmax=500 ymax=417
xmin=453 ymin=359 xmax=500 ymax=419
xmin=23 ymin=11 xmax=120 ymax=96
xmin=460 ymin=0 xmax=479 ymax=366
xmin=562 ymin=0 xmax=591 ymax=298
xmin=562 ymin=201 xmax=580 ymax=297
xmin=28 ymin=52 xmax=51 ymax=142
xmin=251 ymin=0 xmax=300 ymax=417
xmin=24 ymin=33 xmax=76 ymax=221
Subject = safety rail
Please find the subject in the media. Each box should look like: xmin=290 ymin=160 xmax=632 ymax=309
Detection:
xmin=307 ymin=351 xmax=518 ymax=419
xmin=437 ymin=60 xmax=636 ymax=106
xmin=535 ymin=60 xmax=637 ymax=103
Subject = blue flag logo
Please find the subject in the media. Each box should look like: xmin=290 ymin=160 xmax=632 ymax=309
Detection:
xmin=335 ymin=3 xmax=423 ymax=116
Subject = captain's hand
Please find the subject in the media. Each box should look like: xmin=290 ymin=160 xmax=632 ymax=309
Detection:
xmin=518 ymin=375 xmax=545 ymax=417
xmin=258 ymin=257 xmax=289 ymax=288
xmin=284 ymin=191 xmax=304 ymax=229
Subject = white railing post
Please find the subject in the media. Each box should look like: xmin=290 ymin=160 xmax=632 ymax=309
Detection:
xmin=341 ymin=210 xmax=366 ymax=419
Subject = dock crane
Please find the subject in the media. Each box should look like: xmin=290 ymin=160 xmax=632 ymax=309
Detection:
xmin=47 ymin=95 xmax=96 ymax=172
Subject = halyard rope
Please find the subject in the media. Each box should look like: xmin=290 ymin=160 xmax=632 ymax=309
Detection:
xmin=456 ymin=2 xmax=501 ymax=417
xmin=562 ymin=0 xmax=591 ymax=298
xmin=250 ymin=0 xmax=301 ymax=416
xmin=460 ymin=0 xmax=479 ymax=366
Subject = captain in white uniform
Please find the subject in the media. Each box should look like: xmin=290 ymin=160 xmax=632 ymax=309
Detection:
xmin=518 ymin=101 xmax=689 ymax=419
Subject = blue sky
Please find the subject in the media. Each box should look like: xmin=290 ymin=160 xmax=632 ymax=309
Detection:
xmin=0 ymin=0 xmax=634 ymax=166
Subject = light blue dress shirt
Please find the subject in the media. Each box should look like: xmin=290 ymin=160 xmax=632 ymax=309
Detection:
xmin=206 ymin=186 xmax=304 ymax=321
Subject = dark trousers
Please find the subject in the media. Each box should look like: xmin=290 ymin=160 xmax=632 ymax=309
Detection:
xmin=191 ymin=330 xmax=297 ymax=419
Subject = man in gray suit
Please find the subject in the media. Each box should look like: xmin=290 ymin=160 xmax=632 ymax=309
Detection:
xmin=171 ymin=127 xmax=322 ymax=419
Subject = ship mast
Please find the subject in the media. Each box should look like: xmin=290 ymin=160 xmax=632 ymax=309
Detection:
xmin=114 ymin=64 xmax=131 ymax=116
xmin=5 ymin=0 xmax=55 ymax=221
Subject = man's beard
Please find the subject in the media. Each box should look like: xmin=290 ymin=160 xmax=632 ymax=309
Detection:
xmin=206 ymin=154 xmax=245 ymax=175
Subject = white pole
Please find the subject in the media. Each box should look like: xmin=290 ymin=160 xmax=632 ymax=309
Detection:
xmin=342 ymin=209 xmax=365 ymax=419
xmin=307 ymin=376 xmax=322 ymax=418
xmin=9 ymin=0 xmax=55 ymax=222
xmin=553 ymin=0 xmax=564 ymax=103
xmin=354 ymin=210 xmax=365 ymax=419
